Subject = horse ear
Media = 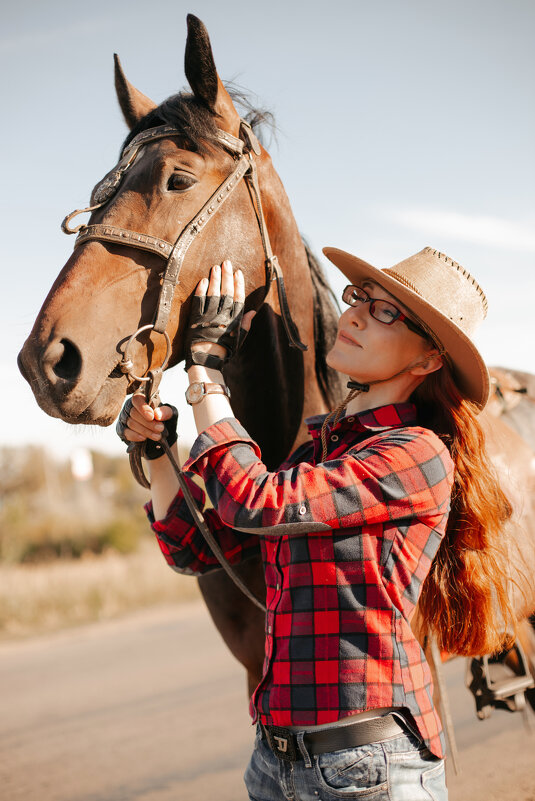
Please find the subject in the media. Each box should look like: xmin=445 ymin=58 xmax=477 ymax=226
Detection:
xmin=184 ymin=14 xmax=240 ymax=137
xmin=114 ymin=54 xmax=157 ymax=129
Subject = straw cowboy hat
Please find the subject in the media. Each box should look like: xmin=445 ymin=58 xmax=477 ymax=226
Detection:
xmin=323 ymin=246 xmax=490 ymax=408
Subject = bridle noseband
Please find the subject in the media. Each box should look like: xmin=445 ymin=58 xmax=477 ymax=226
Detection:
xmin=62 ymin=117 xmax=307 ymax=402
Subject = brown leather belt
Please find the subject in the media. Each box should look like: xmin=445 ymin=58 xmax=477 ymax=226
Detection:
xmin=260 ymin=714 xmax=406 ymax=762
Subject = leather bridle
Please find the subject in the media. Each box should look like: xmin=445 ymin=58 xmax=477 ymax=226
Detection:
xmin=60 ymin=118 xmax=308 ymax=612
xmin=62 ymin=118 xmax=307 ymax=394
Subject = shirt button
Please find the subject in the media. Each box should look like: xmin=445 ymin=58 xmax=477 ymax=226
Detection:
xmin=347 ymin=417 xmax=354 ymax=423
xmin=267 ymin=625 xmax=272 ymax=634
xmin=330 ymin=434 xmax=339 ymax=442
xmin=276 ymin=583 xmax=280 ymax=591
xmin=299 ymin=505 xmax=306 ymax=515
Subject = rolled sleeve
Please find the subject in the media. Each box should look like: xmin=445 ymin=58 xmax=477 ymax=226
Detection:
xmin=184 ymin=417 xmax=262 ymax=470
xmin=146 ymin=470 xmax=260 ymax=575
xmin=183 ymin=419 xmax=454 ymax=537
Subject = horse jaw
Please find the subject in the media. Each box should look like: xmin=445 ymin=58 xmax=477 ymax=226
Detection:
xmin=114 ymin=54 xmax=157 ymax=129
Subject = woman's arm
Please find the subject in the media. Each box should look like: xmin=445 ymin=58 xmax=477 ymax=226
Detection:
xmin=122 ymin=397 xmax=261 ymax=573
xmin=185 ymin=421 xmax=454 ymax=537
xmin=184 ymin=260 xmax=252 ymax=434
xmin=122 ymin=399 xmax=181 ymax=521
xmin=123 ymin=260 xmax=247 ymax=517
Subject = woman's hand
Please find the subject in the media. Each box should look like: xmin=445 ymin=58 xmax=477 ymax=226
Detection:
xmin=185 ymin=259 xmax=255 ymax=370
xmin=116 ymin=396 xmax=178 ymax=460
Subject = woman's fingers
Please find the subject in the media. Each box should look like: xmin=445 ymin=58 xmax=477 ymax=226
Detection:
xmin=125 ymin=414 xmax=163 ymax=441
xmin=207 ymin=263 xmax=221 ymax=297
xmin=194 ymin=277 xmax=208 ymax=297
xmin=125 ymin=396 xmax=176 ymax=442
xmin=132 ymin=393 xmax=155 ymax=419
xmin=195 ymin=260 xmax=243 ymax=301
xmin=154 ymin=405 xmax=175 ymax=421
xmin=221 ymin=259 xmax=234 ymax=297
xmin=234 ymin=267 xmax=245 ymax=304
xmin=241 ymin=309 xmax=256 ymax=332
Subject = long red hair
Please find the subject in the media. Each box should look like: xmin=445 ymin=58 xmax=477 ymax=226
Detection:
xmin=412 ymin=366 xmax=515 ymax=656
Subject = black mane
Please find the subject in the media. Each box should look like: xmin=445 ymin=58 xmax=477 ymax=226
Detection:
xmin=122 ymin=86 xmax=275 ymax=155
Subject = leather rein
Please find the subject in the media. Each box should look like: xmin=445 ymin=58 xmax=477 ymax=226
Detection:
xmin=61 ymin=117 xmax=307 ymax=612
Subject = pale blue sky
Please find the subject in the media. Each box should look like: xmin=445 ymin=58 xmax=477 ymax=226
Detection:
xmin=2 ymin=0 xmax=534 ymax=457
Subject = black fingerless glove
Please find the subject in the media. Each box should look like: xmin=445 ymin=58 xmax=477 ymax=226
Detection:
xmin=184 ymin=293 xmax=247 ymax=371
xmin=116 ymin=399 xmax=178 ymax=461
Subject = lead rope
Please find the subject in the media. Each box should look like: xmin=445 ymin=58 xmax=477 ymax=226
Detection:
xmin=128 ymin=374 xmax=267 ymax=613
xmin=132 ymin=434 xmax=267 ymax=612
xmin=320 ymin=384 xmax=365 ymax=461
xmin=159 ymin=436 xmax=267 ymax=613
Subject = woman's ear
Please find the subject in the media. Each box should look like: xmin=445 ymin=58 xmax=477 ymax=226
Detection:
xmin=410 ymin=350 xmax=444 ymax=377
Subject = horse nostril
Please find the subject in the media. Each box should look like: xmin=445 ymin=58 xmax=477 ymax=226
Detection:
xmin=52 ymin=339 xmax=82 ymax=381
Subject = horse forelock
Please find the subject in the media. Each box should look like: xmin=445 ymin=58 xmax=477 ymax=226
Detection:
xmin=121 ymin=87 xmax=275 ymax=157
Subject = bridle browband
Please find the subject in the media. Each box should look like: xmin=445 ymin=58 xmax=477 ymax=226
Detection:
xmin=62 ymin=118 xmax=307 ymax=366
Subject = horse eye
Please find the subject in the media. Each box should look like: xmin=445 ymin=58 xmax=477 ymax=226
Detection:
xmin=167 ymin=173 xmax=197 ymax=192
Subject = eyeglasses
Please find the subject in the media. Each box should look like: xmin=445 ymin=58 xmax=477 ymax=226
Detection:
xmin=341 ymin=285 xmax=426 ymax=337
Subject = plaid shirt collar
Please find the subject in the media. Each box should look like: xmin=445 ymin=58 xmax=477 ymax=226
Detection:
xmin=306 ymin=402 xmax=418 ymax=441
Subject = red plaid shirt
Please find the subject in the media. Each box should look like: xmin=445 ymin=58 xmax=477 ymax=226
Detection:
xmin=148 ymin=403 xmax=454 ymax=757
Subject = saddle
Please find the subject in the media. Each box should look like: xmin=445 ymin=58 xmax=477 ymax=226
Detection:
xmin=487 ymin=367 xmax=528 ymax=417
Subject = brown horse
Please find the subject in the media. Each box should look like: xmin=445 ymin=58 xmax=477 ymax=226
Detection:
xmin=17 ymin=14 xmax=343 ymax=693
xmin=17 ymin=15 xmax=535 ymax=704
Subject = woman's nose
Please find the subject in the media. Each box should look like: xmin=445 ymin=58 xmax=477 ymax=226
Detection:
xmin=344 ymin=304 xmax=368 ymax=328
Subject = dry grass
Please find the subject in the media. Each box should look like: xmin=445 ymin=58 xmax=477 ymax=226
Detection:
xmin=0 ymin=540 xmax=201 ymax=640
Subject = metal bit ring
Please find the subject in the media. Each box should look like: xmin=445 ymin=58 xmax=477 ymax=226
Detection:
xmin=119 ymin=324 xmax=171 ymax=382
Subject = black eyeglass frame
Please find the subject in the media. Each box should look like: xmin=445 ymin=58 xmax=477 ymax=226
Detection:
xmin=341 ymin=284 xmax=428 ymax=338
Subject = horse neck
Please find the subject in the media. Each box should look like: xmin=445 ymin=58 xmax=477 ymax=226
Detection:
xmin=224 ymin=159 xmax=329 ymax=469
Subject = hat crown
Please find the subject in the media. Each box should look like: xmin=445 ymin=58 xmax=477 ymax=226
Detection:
xmin=383 ymin=247 xmax=487 ymax=338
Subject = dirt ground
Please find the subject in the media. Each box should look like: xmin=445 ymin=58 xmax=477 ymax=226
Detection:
xmin=1 ymin=601 xmax=534 ymax=800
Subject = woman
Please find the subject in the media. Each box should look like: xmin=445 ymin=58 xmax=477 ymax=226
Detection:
xmin=118 ymin=246 xmax=513 ymax=800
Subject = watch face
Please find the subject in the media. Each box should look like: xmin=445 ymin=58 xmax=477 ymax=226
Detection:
xmin=187 ymin=383 xmax=204 ymax=404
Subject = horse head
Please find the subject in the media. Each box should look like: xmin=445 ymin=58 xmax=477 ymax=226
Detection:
xmin=18 ymin=15 xmax=313 ymax=435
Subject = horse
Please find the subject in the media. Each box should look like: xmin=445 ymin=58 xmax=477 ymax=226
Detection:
xmin=17 ymin=14 xmax=344 ymax=695
xmin=18 ymin=15 xmax=535 ymax=711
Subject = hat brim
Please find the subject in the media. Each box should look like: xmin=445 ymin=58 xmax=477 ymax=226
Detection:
xmin=323 ymin=247 xmax=490 ymax=408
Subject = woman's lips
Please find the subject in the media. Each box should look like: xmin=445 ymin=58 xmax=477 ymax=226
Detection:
xmin=338 ymin=331 xmax=361 ymax=347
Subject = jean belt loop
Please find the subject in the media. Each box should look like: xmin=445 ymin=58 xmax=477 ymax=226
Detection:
xmin=296 ymin=731 xmax=312 ymax=767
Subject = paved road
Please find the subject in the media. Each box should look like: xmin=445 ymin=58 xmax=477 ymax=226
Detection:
xmin=1 ymin=602 xmax=534 ymax=801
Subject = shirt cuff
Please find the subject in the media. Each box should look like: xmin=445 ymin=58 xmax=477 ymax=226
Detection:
xmin=183 ymin=417 xmax=261 ymax=476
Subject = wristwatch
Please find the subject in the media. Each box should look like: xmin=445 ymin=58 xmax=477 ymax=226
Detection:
xmin=185 ymin=382 xmax=231 ymax=405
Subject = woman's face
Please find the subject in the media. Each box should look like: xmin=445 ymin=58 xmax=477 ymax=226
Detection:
xmin=327 ymin=279 xmax=436 ymax=384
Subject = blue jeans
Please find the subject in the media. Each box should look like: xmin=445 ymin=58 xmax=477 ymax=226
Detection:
xmin=244 ymin=725 xmax=447 ymax=800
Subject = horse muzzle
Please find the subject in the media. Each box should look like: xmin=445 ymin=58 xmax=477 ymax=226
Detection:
xmin=17 ymin=335 xmax=128 ymax=425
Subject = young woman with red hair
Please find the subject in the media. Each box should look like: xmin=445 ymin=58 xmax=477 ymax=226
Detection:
xmin=118 ymin=246 xmax=512 ymax=800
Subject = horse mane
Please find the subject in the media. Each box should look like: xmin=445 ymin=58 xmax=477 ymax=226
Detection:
xmin=304 ymin=241 xmax=345 ymax=408
xmin=122 ymin=85 xmax=275 ymax=154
